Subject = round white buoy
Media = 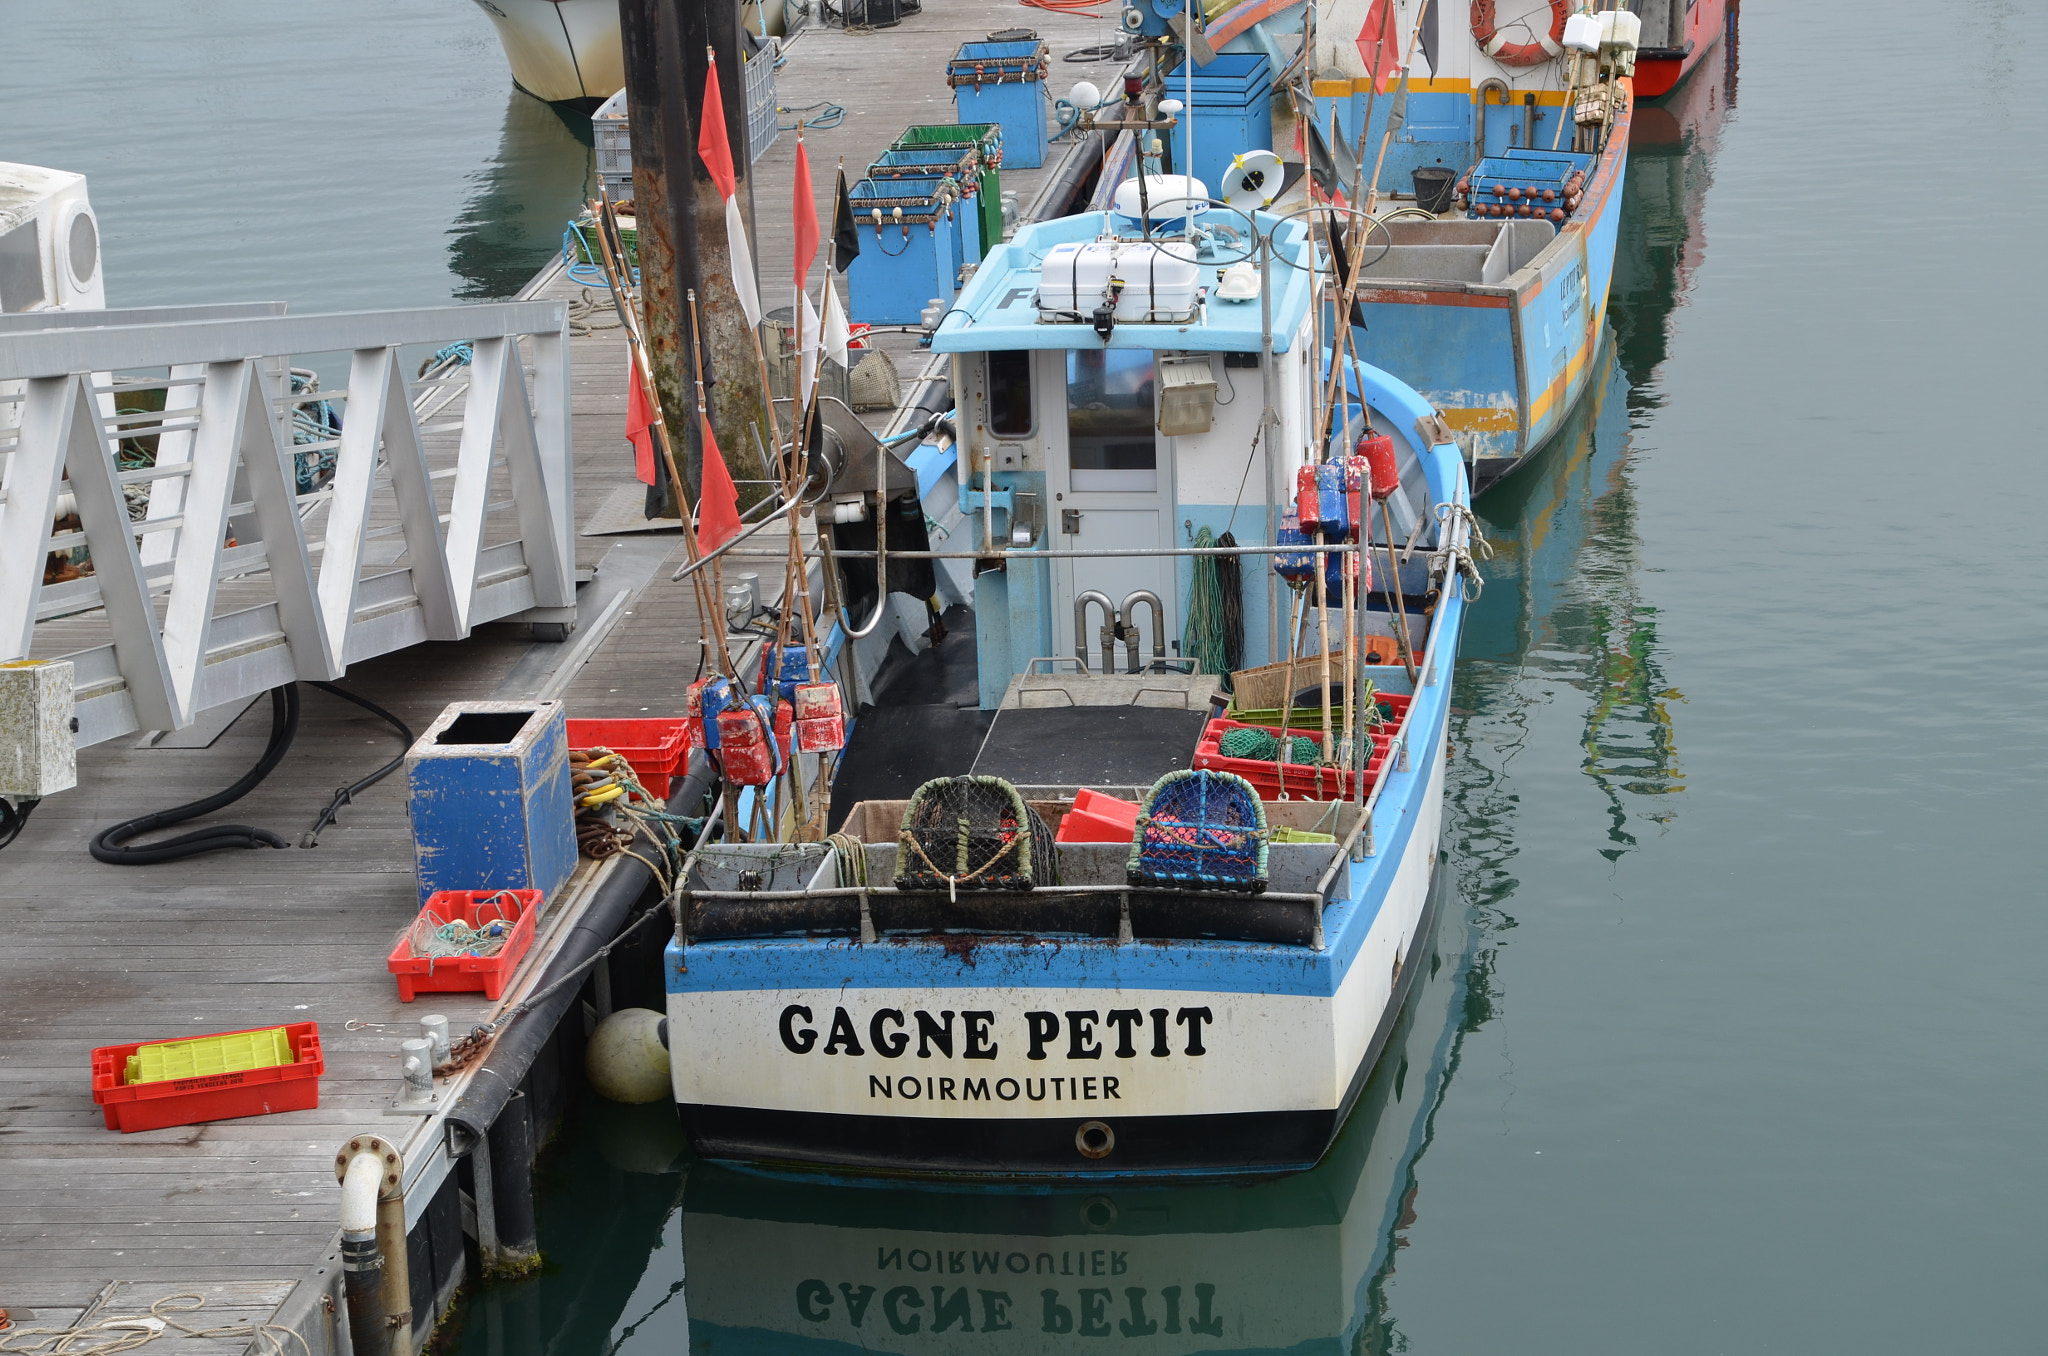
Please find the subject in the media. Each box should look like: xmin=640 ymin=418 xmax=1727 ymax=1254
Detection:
xmin=585 ymin=1008 xmax=672 ymax=1104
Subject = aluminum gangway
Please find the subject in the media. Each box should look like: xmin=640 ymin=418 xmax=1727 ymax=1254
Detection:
xmin=0 ymin=300 xmax=573 ymax=746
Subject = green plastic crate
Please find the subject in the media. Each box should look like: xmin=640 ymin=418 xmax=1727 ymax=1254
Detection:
xmin=127 ymin=1026 xmax=296 ymax=1086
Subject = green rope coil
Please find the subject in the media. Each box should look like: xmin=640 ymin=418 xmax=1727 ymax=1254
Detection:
xmin=1217 ymin=726 xmax=1320 ymax=765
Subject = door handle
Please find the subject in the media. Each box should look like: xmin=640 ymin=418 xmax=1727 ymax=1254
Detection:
xmin=1061 ymin=508 xmax=1082 ymax=534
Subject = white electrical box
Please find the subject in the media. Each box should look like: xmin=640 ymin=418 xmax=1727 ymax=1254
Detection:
xmin=0 ymin=660 xmax=77 ymax=798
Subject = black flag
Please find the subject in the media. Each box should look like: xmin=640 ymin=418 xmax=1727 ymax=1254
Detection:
xmin=832 ymin=165 xmax=860 ymax=272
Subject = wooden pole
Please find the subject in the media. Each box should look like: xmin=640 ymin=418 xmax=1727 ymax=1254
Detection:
xmin=590 ymin=195 xmax=737 ymax=682
xmin=1363 ymin=0 xmax=1433 ymax=217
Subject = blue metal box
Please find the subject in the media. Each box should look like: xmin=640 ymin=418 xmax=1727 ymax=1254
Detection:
xmin=846 ymin=176 xmax=965 ymax=325
xmin=949 ymin=40 xmax=1049 ymax=169
xmin=405 ymin=700 xmax=576 ymax=906
xmin=1163 ymin=54 xmax=1274 ymax=200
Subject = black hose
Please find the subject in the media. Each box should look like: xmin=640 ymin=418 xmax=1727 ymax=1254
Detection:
xmin=299 ymin=681 xmax=417 ymax=848
xmin=0 ymin=797 xmax=37 ymax=852
xmin=89 ymin=685 xmax=300 ymax=865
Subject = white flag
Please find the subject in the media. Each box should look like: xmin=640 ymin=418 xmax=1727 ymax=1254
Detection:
xmin=796 ymin=289 xmax=822 ymax=411
xmin=724 ymin=196 xmax=761 ymax=326
xmin=820 ymin=273 xmax=852 ymax=369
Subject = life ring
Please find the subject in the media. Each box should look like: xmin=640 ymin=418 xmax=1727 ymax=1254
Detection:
xmin=1470 ymin=0 xmax=1569 ymax=66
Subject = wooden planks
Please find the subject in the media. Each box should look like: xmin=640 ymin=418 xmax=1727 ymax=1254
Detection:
xmin=0 ymin=0 xmax=1110 ymax=1342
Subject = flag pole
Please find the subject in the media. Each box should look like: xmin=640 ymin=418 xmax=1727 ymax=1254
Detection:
xmin=590 ymin=192 xmax=735 ymax=683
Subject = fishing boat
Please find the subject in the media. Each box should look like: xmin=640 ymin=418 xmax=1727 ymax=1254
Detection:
xmin=670 ymin=873 xmax=1473 ymax=1350
xmin=1629 ymin=0 xmax=1733 ymax=99
xmin=469 ymin=0 xmax=624 ymax=108
xmin=660 ymin=142 xmax=1486 ymax=1174
xmin=1304 ymin=0 xmax=1641 ymax=488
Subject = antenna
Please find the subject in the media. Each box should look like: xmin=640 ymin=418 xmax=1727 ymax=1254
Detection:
xmin=1222 ymin=150 xmax=1283 ymax=214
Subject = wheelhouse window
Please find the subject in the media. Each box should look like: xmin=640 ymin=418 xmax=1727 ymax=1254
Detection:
xmin=1066 ymin=349 xmax=1157 ymax=491
xmin=988 ymin=349 xmax=1033 ymax=436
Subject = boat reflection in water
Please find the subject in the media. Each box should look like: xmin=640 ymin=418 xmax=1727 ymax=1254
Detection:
xmin=453 ymin=869 xmax=1483 ymax=1356
xmin=445 ymin=89 xmax=595 ymax=302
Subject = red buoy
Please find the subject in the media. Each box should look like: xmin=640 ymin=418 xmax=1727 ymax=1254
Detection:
xmin=716 ymin=707 xmax=776 ymax=786
xmin=1358 ymin=432 xmax=1399 ymax=501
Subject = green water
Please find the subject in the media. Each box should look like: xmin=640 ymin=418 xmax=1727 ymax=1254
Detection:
xmin=2 ymin=1 xmax=595 ymax=309
xmin=10 ymin=2 xmax=2045 ymax=1347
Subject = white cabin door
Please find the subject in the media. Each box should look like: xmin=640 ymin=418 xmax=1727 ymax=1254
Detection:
xmin=1047 ymin=348 xmax=1177 ymax=672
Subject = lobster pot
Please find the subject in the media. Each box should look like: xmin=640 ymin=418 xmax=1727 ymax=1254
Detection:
xmin=1128 ymin=769 xmax=1269 ymax=893
xmin=1460 ymin=149 xmax=1593 ymax=222
xmin=892 ymin=124 xmax=1006 ymax=252
xmin=847 ymin=176 xmax=961 ymax=325
xmin=1161 ymin=54 xmax=1273 ymax=197
xmin=870 ymin=146 xmax=998 ymax=259
xmin=948 ymin=40 xmax=1048 ymax=169
xmin=895 ymin=776 xmax=1058 ymax=892
xmin=716 ymin=704 xmax=777 ymax=786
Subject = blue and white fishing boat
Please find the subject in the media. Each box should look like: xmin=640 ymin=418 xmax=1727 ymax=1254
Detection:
xmin=1305 ymin=0 xmax=1641 ymax=487
xmin=662 ymin=152 xmax=1486 ymax=1175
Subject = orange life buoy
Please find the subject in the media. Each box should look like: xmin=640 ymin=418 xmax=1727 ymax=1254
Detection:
xmin=1470 ymin=0 xmax=1569 ymax=66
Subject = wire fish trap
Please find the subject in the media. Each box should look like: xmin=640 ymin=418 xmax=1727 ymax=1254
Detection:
xmin=1127 ymin=769 xmax=1269 ymax=894
xmin=895 ymin=776 xmax=1058 ymax=898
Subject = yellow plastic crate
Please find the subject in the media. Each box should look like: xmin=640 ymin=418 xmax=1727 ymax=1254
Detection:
xmin=127 ymin=1027 xmax=296 ymax=1086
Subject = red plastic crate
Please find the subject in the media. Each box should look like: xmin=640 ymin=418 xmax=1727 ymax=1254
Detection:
xmin=1056 ymin=789 xmax=1140 ymax=844
xmin=90 ymin=1022 xmax=324 ymax=1133
xmin=565 ymin=718 xmax=689 ymax=793
xmin=1192 ymin=718 xmax=1397 ymax=801
xmin=387 ymin=889 xmax=540 ymax=1003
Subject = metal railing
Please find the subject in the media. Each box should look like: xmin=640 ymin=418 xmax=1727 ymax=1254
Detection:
xmin=0 ymin=301 xmax=572 ymax=746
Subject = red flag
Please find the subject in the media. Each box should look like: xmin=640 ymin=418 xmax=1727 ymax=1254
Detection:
xmin=695 ymin=414 xmax=743 ymax=552
xmin=696 ymin=61 xmax=737 ymax=203
xmin=793 ymin=138 xmax=819 ymax=296
xmin=626 ymin=355 xmax=656 ymax=486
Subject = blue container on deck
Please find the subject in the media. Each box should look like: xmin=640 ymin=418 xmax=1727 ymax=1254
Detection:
xmin=870 ymin=147 xmax=995 ymax=263
xmin=948 ymin=39 xmax=1049 ymax=169
xmin=1162 ymin=54 xmax=1273 ymax=199
xmin=405 ymin=700 xmax=576 ymax=906
xmin=846 ymin=175 xmax=967 ymax=325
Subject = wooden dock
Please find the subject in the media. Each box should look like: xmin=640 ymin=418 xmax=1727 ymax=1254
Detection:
xmin=0 ymin=1 xmax=1122 ymax=1350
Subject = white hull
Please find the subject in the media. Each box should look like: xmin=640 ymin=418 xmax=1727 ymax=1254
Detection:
xmin=471 ymin=0 xmax=623 ymax=104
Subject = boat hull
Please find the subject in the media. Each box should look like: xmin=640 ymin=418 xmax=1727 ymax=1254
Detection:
xmin=1353 ymin=87 xmax=1631 ymax=488
xmin=1632 ymin=0 xmax=1731 ymax=100
xmin=666 ymin=714 xmax=1454 ymax=1179
xmin=471 ymin=0 xmax=623 ymax=106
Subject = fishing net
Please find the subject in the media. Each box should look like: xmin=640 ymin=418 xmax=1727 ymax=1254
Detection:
xmin=403 ymin=891 xmax=520 ymax=962
xmin=895 ymin=776 xmax=1058 ymax=895
xmin=1217 ymin=726 xmax=1321 ymax=765
xmin=1128 ymin=769 xmax=1268 ymax=893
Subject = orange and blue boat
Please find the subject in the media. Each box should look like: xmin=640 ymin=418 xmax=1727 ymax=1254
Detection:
xmin=1305 ymin=1 xmax=1643 ymax=488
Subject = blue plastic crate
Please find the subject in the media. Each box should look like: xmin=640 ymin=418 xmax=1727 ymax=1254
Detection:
xmin=949 ymin=39 xmax=1049 ymax=169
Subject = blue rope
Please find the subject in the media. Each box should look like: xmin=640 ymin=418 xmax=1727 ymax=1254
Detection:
xmin=565 ymin=220 xmax=638 ymax=288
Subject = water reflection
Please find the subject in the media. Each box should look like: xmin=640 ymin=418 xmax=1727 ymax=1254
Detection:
xmin=1455 ymin=35 xmax=1737 ymax=862
xmin=447 ymin=90 xmax=597 ymax=300
xmin=452 ymin=873 xmax=1481 ymax=1356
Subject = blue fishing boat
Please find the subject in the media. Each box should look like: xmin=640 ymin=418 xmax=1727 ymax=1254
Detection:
xmin=1302 ymin=0 xmax=1642 ymax=487
xmin=663 ymin=164 xmax=1487 ymax=1175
